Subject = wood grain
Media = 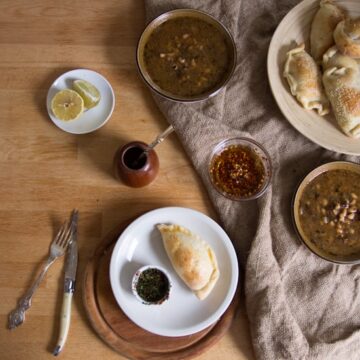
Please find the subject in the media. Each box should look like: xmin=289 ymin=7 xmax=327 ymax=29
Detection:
xmin=0 ymin=1 xmax=254 ymax=359
xmin=95 ymin=249 xmax=216 ymax=353
xmin=82 ymin=220 xmax=236 ymax=358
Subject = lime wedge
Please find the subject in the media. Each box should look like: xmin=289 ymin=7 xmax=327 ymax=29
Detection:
xmin=73 ymin=79 xmax=101 ymax=109
xmin=51 ymin=89 xmax=84 ymax=121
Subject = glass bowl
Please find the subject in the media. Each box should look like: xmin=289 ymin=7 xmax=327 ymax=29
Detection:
xmin=208 ymin=138 xmax=272 ymax=201
xmin=136 ymin=9 xmax=237 ymax=102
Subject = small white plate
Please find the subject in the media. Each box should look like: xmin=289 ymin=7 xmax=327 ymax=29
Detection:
xmin=46 ymin=69 xmax=115 ymax=134
xmin=109 ymin=207 xmax=239 ymax=337
xmin=267 ymin=0 xmax=360 ymax=155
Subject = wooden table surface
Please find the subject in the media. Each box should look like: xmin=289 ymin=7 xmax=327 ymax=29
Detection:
xmin=0 ymin=1 xmax=254 ymax=359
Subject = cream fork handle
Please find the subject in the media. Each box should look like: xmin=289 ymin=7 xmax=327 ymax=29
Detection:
xmin=8 ymin=256 xmax=55 ymax=329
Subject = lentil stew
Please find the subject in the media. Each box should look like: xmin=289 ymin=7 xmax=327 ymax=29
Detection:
xmin=298 ymin=169 xmax=360 ymax=258
xmin=143 ymin=16 xmax=231 ymax=97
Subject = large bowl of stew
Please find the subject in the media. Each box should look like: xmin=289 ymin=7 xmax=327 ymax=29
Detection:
xmin=136 ymin=9 xmax=237 ymax=102
xmin=292 ymin=161 xmax=360 ymax=264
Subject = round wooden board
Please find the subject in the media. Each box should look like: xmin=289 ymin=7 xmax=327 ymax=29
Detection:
xmin=82 ymin=218 xmax=240 ymax=360
xmin=267 ymin=0 xmax=360 ymax=155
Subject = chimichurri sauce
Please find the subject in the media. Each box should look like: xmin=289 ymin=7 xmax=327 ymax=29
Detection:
xmin=136 ymin=268 xmax=170 ymax=303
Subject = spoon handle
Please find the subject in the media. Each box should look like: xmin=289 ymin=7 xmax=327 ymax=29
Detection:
xmin=147 ymin=125 xmax=174 ymax=150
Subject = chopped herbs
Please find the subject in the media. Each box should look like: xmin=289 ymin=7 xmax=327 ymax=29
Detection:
xmin=135 ymin=268 xmax=170 ymax=304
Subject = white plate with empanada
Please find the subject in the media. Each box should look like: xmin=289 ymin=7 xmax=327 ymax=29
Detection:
xmin=268 ymin=0 xmax=360 ymax=155
xmin=109 ymin=207 xmax=239 ymax=337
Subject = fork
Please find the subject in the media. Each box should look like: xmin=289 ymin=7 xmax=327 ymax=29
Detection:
xmin=8 ymin=219 xmax=74 ymax=330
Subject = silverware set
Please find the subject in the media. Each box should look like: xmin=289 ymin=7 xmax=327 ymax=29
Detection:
xmin=8 ymin=209 xmax=79 ymax=356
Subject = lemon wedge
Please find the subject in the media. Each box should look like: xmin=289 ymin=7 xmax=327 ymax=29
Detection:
xmin=73 ymin=79 xmax=101 ymax=109
xmin=51 ymin=89 xmax=84 ymax=121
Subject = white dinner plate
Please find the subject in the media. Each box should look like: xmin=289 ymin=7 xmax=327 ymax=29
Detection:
xmin=109 ymin=207 xmax=239 ymax=337
xmin=46 ymin=69 xmax=115 ymax=134
xmin=267 ymin=0 xmax=360 ymax=155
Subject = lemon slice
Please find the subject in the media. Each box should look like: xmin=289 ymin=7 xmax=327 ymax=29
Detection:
xmin=51 ymin=89 xmax=84 ymax=121
xmin=73 ymin=79 xmax=101 ymax=109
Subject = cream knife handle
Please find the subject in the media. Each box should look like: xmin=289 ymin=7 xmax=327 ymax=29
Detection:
xmin=53 ymin=292 xmax=73 ymax=356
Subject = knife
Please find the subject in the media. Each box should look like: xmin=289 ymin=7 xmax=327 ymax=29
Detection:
xmin=53 ymin=209 xmax=79 ymax=356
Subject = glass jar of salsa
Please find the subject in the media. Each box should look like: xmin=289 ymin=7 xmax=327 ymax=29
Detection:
xmin=208 ymin=138 xmax=272 ymax=201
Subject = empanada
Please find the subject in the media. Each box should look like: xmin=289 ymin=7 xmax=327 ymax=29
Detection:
xmin=322 ymin=46 xmax=360 ymax=137
xmin=334 ymin=18 xmax=360 ymax=58
xmin=283 ymin=43 xmax=330 ymax=115
xmin=310 ymin=0 xmax=345 ymax=62
xmin=157 ymin=224 xmax=219 ymax=300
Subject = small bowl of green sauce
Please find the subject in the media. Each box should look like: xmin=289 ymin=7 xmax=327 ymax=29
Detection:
xmin=131 ymin=265 xmax=171 ymax=305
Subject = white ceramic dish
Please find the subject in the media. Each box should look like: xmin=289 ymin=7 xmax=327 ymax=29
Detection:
xmin=109 ymin=207 xmax=239 ymax=337
xmin=267 ymin=0 xmax=360 ymax=155
xmin=46 ymin=69 xmax=115 ymax=134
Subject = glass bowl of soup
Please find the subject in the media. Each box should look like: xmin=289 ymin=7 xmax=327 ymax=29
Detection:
xmin=292 ymin=161 xmax=360 ymax=264
xmin=136 ymin=9 xmax=237 ymax=102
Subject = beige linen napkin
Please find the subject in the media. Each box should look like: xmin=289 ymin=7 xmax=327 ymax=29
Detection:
xmin=144 ymin=0 xmax=360 ymax=359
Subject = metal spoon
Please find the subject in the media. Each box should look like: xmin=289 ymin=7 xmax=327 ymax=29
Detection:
xmin=130 ymin=125 xmax=174 ymax=168
xmin=147 ymin=125 xmax=175 ymax=152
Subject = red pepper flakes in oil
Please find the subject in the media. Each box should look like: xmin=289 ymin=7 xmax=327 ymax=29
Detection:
xmin=210 ymin=145 xmax=266 ymax=198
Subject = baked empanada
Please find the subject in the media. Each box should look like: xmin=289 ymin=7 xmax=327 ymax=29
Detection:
xmin=322 ymin=46 xmax=360 ymax=137
xmin=283 ymin=43 xmax=330 ymax=115
xmin=334 ymin=18 xmax=360 ymax=58
xmin=157 ymin=224 xmax=219 ymax=300
xmin=310 ymin=0 xmax=345 ymax=62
